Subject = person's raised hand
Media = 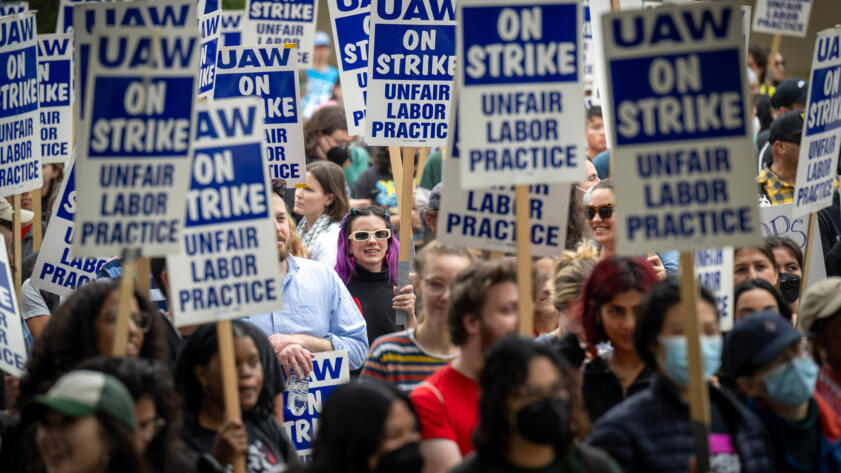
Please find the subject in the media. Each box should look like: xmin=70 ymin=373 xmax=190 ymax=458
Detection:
xmin=647 ymin=254 xmax=667 ymax=280
xmin=211 ymin=419 xmax=248 ymax=466
xmin=278 ymin=343 xmax=315 ymax=379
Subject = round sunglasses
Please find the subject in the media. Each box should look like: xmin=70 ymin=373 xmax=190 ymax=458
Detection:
xmin=586 ymin=204 xmax=616 ymax=220
xmin=348 ymin=229 xmax=391 ymax=241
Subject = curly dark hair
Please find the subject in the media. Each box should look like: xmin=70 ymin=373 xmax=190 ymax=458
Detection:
xmin=448 ymin=259 xmax=517 ymax=346
xmin=304 ymin=105 xmax=347 ymax=159
xmin=18 ymin=280 xmax=169 ymax=402
xmin=473 ymin=335 xmax=589 ymax=462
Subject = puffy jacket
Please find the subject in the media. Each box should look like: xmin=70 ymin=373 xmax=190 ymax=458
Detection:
xmin=587 ymin=375 xmax=773 ymax=473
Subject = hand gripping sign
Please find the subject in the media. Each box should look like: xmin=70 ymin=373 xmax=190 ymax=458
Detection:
xmin=37 ymin=34 xmax=74 ymax=164
xmin=167 ymin=98 xmax=283 ymax=327
xmin=0 ymin=11 xmax=42 ymax=197
xmin=366 ymin=0 xmax=456 ymax=146
xmin=244 ymin=0 xmax=318 ymax=67
xmin=214 ymin=44 xmax=307 ymax=187
xmin=601 ymin=3 xmax=761 ymax=254
xmin=457 ymin=0 xmax=585 ymax=189
xmin=73 ymin=27 xmax=201 ymax=258
xmin=327 ymin=0 xmax=370 ymax=136
xmin=0 ymin=237 xmax=27 ymax=377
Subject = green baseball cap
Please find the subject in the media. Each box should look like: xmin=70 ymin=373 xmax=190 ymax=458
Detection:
xmin=26 ymin=370 xmax=136 ymax=431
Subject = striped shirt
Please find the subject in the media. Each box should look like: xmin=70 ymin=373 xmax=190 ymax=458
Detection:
xmin=360 ymin=329 xmax=459 ymax=392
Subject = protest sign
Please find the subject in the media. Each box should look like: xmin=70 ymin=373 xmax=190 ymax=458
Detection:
xmin=366 ymin=0 xmax=456 ymax=146
xmin=199 ymin=0 xmax=221 ymax=98
xmin=327 ymin=0 xmax=370 ymax=136
xmin=243 ymin=0 xmax=318 ymax=67
xmin=32 ymin=162 xmax=109 ymax=297
xmin=582 ymin=0 xmax=593 ymax=86
xmin=0 ymin=237 xmax=27 ymax=378
xmin=215 ymin=44 xmax=306 ymax=186
xmin=37 ymin=34 xmax=74 ymax=164
xmin=0 ymin=2 xmax=27 ymax=16
xmin=694 ymin=247 xmax=734 ymax=331
xmin=760 ymin=203 xmax=826 ymax=288
xmin=281 ymin=351 xmax=350 ymax=463
xmin=58 ymin=0 xmax=128 ymax=33
xmin=73 ymin=27 xmax=200 ymax=257
xmin=457 ymin=0 xmax=585 ymax=189
xmin=0 ymin=11 xmax=41 ymax=198
xmin=221 ymin=10 xmax=244 ymax=47
xmin=601 ymin=3 xmax=760 ymax=254
xmin=752 ymin=0 xmax=812 ymax=38
xmin=792 ymin=29 xmax=841 ymax=217
xmin=167 ymin=98 xmax=282 ymax=327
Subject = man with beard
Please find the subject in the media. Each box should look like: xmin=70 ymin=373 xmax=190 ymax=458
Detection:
xmin=410 ymin=259 xmax=519 ymax=473
xmin=247 ymin=190 xmax=369 ymax=376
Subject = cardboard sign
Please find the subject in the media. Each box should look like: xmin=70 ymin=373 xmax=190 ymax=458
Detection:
xmin=32 ymin=162 xmax=109 ymax=296
xmin=327 ymin=0 xmax=370 ymax=136
xmin=752 ymin=0 xmax=812 ymax=38
xmin=281 ymin=351 xmax=350 ymax=463
xmin=167 ymin=98 xmax=283 ymax=326
xmin=760 ymin=203 xmax=825 ymax=288
xmin=214 ymin=45 xmax=306 ymax=186
xmin=58 ymin=0 xmax=126 ymax=33
xmin=37 ymin=34 xmax=74 ymax=164
xmin=457 ymin=0 xmax=585 ymax=189
xmin=792 ymin=29 xmax=841 ymax=217
xmin=0 ymin=237 xmax=27 ymax=377
xmin=244 ymin=0 xmax=318 ymax=67
xmin=694 ymin=247 xmax=734 ymax=331
xmin=0 ymin=1 xmax=28 ymax=16
xmin=601 ymin=3 xmax=760 ymax=254
xmin=73 ymin=27 xmax=200 ymax=257
xmin=0 ymin=11 xmax=42 ymax=198
xmin=365 ymin=0 xmax=456 ymax=146
xmin=221 ymin=10 xmax=244 ymax=47
xmin=198 ymin=0 xmax=221 ymax=98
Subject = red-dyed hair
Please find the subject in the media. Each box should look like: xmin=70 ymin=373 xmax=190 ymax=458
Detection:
xmin=581 ymin=256 xmax=659 ymax=345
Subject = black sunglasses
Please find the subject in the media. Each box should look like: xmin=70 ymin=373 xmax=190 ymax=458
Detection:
xmin=586 ymin=204 xmax=615 ymax=220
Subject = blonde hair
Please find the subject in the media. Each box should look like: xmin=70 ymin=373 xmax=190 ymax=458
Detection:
xmin=551 ymin=240 xmax=600 ymax=311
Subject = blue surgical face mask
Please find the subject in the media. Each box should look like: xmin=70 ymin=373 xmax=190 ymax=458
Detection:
xmin=763 ymin=354 xmax=819 ymax=407
xmin=660 ymin=335 xmax=723 ymax=388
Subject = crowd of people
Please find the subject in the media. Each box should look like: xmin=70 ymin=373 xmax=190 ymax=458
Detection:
xmin=2 ymin=24 xmax=841 ymax=473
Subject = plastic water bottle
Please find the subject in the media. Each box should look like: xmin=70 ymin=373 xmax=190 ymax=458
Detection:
xmin=286 ymin=373 xmax=309 ymax=416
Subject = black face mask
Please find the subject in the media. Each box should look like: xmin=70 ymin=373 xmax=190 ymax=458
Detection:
xmin=375 ymin=441 xmax=423 ymax=473
xmin=327 ymin=144 xmax=350 ymax=166
xmin=515 ymin=397 xmax=570 ymax=445
xmin=778 ymin=272 xmax=801 ymax=303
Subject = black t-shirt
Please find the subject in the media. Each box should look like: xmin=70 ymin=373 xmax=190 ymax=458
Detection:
xmin=346 ymin=265 xmax=399 ymax=346
xmin=182 ymin=414 xmax=295 ymax=473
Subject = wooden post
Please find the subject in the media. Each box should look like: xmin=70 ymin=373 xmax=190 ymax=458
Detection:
xmin=515 ymin=185 xmax=533 ymax=336
xmin=388 ymin=146 xmax=403 ymax=202
xmin=766 ymin=34 xmax=782 ymax=90
xmin=489 ymin=251 xmax=505 ymax=260
xmin=395 ymin=147 xmax=415 ymax=326
xmin=112 ymin=248 xmax=139 ymax=356
xmin=31 ymin=188 xmax=42 ymax=252
xmin=218 ymin=320 xmax=246 ymax=473
xmin=416 ymin=147 xmax=430 ymax=182
xmin=12 ymin=194 xmax=21 ymax=306
xmin=799 ymin=213 xmax=817 ymax=301
xmin=136 ymin=257 xmax=151 ymax=301
xmin=610 ymin=0 xmax=621 ymax=11
xmin=679 ymin=251 xmax=711 ymax=473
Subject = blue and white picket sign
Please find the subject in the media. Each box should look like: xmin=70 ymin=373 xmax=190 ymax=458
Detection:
xmin=760 ymin=202 xmax=825 ymax=288
xmin=73 ymin=27 xmax=200 ymax=257
xmin=198 ymin=0 xmax=221 ymax=98
xmin=601 ymin=3 xmax=760 ymax=254
xmin=167 ymin=98 xmax=283 ymax=326
xmin=32 ymin=162 xmax=109 ymax=297
xmin=792 ymin=29 xmax=841 ymax=217
xmin=214 ymin=45 xmax=307 ymax=187
xmin=0 ymin=2 xmax=28 ymax=16
xmin=582 ymin=0 xmax=593 ymax=85
xmin=0 ymin=11 xmax=42 ymax=198
xmin=37 ymin=34 xmax=74 ymax=164
xmin=220 ymin=10 xmax=244 ymax=47
xmin=57 ymin=0 xmax=127 ymax=33
xmin=365 ymin=0 xmax=456 ymax=146
xmin=457 ymin=0 xmax=585 ymax=189
xmin=327 ymin=0 xmax=370 ymax=136
xmin=0 ymin=237 xmax=27 ymax=377
xmin=694 ymin=247 xmax=734 ymax=331
xmin=752 ymin=0 xmax=812 ymax=38
xmin=244 ymin=0 xmax=318 ymax=67
xmin=281 ymin=351 xmax=350 ymax=463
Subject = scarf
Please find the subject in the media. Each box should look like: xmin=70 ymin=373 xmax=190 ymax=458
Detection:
xmin=298 ymin=213 xmax=333 ymax=252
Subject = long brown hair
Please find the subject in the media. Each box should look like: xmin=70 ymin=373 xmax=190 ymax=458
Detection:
xmin=307 ymin=161 xmax=349 ymax=222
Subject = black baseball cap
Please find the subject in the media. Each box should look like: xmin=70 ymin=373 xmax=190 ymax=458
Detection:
xmin=768 ymin=110 xmax=804 ymax=145
xmin=771 ymin=78 xmax=808 ymax=109
xmin=722 ymin=311 xmax=802 ymax=377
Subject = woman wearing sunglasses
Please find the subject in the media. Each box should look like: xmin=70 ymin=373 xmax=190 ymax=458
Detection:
xmin=335 ymin=206 xmax=416 ymax=347
xmin=586 ymin=179 xmax=677 ymax=279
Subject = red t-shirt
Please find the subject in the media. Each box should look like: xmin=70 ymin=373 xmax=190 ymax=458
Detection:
xmin=409 ymin=363 xmax=478 ymax=456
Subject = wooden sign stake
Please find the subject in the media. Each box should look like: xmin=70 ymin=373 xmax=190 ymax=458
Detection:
xmin=395 ymin=147 xmax=415 ymax=326
xmin=679 ymin=251 xmax=711 ymax=473
xmin=515 ymin=185 xmax=533 ymax=336
xmin=12 ymin=194 xmax=22 ymax=306
xmin=32 ymin=188 xmax=42 ymax=252
xmin=415 ymin=147 xmax=430 ymax=182
xmin=766 ymin=34 xmax=782 ymax=90
xmin=798 ymin=213 xmax=818 ymax=324
xmin=136 ymin=257 xmax=151 ymax=301
xmin=218 ymin=319 xmax=246 ymax=473
xmin=112 ymin=248 xmax=140 ymax=356
xmin=388 ymin=146 xmax=403 ymax=202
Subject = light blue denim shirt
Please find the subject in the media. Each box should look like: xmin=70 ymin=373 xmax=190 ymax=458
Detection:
xmin=247 ymin=256 xmax=369 ymax=369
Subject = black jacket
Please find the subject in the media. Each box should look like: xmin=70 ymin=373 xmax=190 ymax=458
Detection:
xmin=582 ymin=355 xmax=655 ymax=422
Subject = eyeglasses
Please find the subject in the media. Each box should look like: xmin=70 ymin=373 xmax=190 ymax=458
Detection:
xmin=586 ymin=204 xmax=615 ymax=220
xmin=348 ymin=229 xmax=391 ymax=241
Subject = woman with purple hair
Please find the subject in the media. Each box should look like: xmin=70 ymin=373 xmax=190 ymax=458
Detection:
xmin=335 ymin=206 xmax=416 ymax=346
